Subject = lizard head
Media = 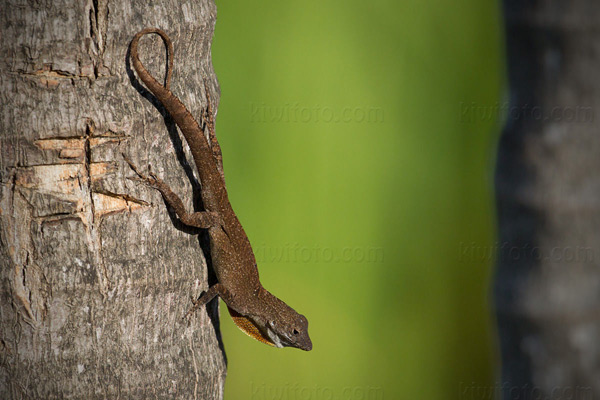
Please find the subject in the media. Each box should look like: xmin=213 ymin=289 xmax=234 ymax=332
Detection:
xmin=228 ymin=290 xmax=312 ymax=351
xmin=264 ymin=310 xmax=312 ymax=351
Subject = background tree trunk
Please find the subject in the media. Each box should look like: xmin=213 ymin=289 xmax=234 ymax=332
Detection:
xmin=495 ymin=0 xmax=600 ymax=398
xmin=0 ymin=0 xmax=226 ymax=398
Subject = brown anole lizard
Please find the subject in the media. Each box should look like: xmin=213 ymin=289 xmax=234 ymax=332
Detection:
xmin=127 ymin=28 xmax=312 ymax=351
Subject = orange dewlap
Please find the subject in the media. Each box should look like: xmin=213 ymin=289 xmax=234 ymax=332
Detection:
xmin=227 ymin=307 xmax=276 ymax=347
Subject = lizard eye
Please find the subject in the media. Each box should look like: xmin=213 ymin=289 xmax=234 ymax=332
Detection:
xmin=293 ymin=329 xmax=299 ymax=335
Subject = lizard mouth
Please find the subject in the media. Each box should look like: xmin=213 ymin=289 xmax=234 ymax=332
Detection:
xmin=297 ymin=339 xmax=312 ymax=351
xmin=293 ymin=333 xmax=312 ymax=351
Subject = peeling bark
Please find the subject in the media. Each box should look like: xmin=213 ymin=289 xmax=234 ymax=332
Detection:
xmin=0 ymin=0 xmax=226 ymax=398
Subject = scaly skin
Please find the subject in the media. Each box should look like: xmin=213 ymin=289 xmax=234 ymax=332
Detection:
xmin=127 ymin=28 xmax=312 ymax=351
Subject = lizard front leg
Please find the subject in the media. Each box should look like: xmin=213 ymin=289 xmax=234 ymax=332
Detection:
xmin=124 ymin=155 xmax=222 ymax=229
xmin=183 ymin=283 xmax=238 ymax=319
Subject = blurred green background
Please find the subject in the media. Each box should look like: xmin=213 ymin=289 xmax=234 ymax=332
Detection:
xmin=212 ymin=0 xmax=504 ymax=399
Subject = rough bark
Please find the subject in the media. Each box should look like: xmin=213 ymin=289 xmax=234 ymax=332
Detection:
xmin=0 ymin=0 xmax=226 ymax=398
xmin=495 ymin=0 xmax=600 ymax=399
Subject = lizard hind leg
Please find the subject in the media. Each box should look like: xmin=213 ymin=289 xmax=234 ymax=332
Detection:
xmin=124 ymin=155 xmax=222 ymax=229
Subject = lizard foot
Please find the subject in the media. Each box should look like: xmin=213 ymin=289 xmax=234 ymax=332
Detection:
xmin=183 ymin=292 xmax=207 ymax=320
xmin=123 ymin=154 xmax=160 ymax=188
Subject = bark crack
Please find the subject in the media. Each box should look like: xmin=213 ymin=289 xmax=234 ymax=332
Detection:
xmin=81 ymin=120 xmax=111 ymax=296
xmin=16 ymin=64 xmax=94 ymax=87
xmin=88 ymin=0 xmax=109 ymax=78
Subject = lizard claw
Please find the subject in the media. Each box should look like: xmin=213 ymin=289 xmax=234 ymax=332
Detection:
xmin=144 ymin=164 xmax=163 ymax=187
xmin=124 ymin=154 xmax=149 ymax=179
xmin=183 ymin=292 xmax=206 ymax=320
xmin=123 ymin=154 xmax=161 ymax=188
xmin=148 ymin=171 xmax=160 ymax=185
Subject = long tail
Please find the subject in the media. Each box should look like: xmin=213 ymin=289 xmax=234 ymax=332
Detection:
xmin=129 ymin=28 xmax=225 ymax=210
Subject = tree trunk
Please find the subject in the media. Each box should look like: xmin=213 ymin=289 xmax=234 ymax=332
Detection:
xmin=495 ymin=0 xmax=600 ymax=398
xmin=0 ymin=1 xmax=226 ymax=398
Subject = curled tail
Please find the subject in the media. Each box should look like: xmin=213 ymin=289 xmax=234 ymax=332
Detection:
xmin=130 ymin=28 xmax=174 ymax=98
